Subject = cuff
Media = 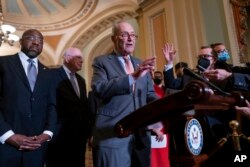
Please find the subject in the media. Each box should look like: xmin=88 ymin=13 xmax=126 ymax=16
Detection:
xmin=164 ymin=64 xmax=173 ymax=71
xmin=0 ymin=130 xmax=15 ymax=144
xmin=43 ymin=130 xmax=53 ymax=141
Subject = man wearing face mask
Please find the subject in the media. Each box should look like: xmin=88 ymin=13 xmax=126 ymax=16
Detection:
xmin=204 ymin=43 xmax=250 ymax=91
xmin=163 ymin=44 xmax=215 ymax=90
xmin=211 ymin=43 xmax=233 ymax=72
xmin=162 ymin=43 xmax=239 ymax=167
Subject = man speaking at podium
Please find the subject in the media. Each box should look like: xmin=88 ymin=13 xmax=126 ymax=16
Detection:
xmin=91 ymin=21 xmax=157 ymax=167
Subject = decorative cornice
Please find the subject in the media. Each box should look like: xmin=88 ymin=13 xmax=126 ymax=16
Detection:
xmin=137 ymin=0 xmax=162 ymax=11
xmin=73 ymin=11 xmax=137 ymax=48
xmin=6 ymin=0 xmax=97 ymax=31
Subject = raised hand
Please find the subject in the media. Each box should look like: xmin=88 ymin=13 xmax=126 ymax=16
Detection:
xmin=162 ymin=43 xmax=176 ymax=65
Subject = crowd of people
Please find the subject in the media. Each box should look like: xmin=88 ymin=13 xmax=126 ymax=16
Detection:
xmin=0 ymin=21 xmax=249 ymax=167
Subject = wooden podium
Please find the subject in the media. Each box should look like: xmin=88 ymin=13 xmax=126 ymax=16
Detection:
xmin=114 ymin=80 xmax=245 ymax=167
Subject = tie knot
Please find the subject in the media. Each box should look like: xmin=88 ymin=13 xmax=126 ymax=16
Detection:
xmin=123 ymin=56 xmax=130 ymax=62
xmin=27 ymin=59 xmax=34 ymax=64
xmin=70 ymin=73 xmax=77 ymax=79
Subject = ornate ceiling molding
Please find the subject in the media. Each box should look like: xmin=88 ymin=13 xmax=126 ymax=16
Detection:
xmin=2 ymin=0 xmax=97 ymax=31
xmin=73 ymin=11 xmax=137 ymax=49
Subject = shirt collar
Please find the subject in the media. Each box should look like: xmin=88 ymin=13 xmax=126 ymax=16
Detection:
xmin=18 ymin=51 xmax=38 ymax=68
xmin=62 ymin=65 xmax=73 ymax=79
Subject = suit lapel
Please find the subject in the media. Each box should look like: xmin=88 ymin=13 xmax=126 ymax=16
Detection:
xmin=60 ymin=67 xmax=81 ymax=98
xmin=130 ymin=56 xmax=138 ymax=71
xmin=32 ymin=61 xmax=48 ymax=93
xmin=76 ymin=74 xmax=84 ymax=98
xmin=107 ymin=53 xmax=127 ymax=76
xmin=9 ymin=54 xmax=31 ymax=90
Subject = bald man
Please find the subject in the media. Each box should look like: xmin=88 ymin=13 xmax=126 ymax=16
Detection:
xmin=46 ymin=48 xmax=90 ymax=167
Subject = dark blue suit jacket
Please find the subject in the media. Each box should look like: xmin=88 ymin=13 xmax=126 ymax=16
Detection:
xmin=0 ymin=54 xmax=57 ymax=167
xmin=46 ymin=67 xmax=90 ymax=167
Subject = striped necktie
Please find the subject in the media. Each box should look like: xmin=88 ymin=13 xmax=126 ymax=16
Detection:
xmin=123 ymin=56 xmax=135 ymax=92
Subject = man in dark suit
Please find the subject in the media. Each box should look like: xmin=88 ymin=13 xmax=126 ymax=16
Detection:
xmin=0 ymin=29 xmax=57 ymax=167
xmin=91 ymin=21 xmax=157 ymax=167
xmin=46 ymin=47 xmax=90 ymax=167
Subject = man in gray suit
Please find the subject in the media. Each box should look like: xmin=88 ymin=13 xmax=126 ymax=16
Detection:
xmin=91 ymin=21 xmax=157 ymax=167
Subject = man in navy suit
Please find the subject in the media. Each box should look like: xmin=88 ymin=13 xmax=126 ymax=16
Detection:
xmin=0 ymin=29 xmax=57 ymax=167
xmin=91 ymin=21 xmax=157 ymax=167
xmin=46 ymin=47 xmax=90 ymax=167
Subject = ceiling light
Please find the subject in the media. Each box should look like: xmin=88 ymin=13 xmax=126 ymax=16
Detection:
xmin=0 ymin=11 xmax=19 ymax=46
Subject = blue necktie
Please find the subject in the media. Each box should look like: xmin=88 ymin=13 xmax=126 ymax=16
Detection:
xmin=70 ymin=73 xmax=80 ymax=97
xmin=27 ymin=59 xmax=37 ymax=91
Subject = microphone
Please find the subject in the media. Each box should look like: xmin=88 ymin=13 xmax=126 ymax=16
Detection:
xmin=197 ymin=65 xmax=206 ymax=72
xmin=183 ymin=67 xmax=231 ymax=96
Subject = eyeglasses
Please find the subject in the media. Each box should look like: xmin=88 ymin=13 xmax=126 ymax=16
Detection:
xmin=198 ymin=54 xmax=214 ymax=58
xmin=22 ymin=36 xmax=43 ymax=43
xmin=216 ymin=49 xmax=228 ymax=53
xmin=117 ymin=32 xmax=138 ymax=40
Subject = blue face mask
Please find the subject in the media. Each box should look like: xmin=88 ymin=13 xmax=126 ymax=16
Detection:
xmin=217 ymin=50 xmax=230 ymax=62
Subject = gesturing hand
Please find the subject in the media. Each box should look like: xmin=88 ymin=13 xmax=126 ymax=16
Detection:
xmin=162 ymin=43 xmax=176 ymax=65
xmin=132 ymin=56 xmax=156 ymax=79
xmin=235 ymin=100 xmax=250 ymax=120
xmin=203 ymin=69 xmax=232 ymax=81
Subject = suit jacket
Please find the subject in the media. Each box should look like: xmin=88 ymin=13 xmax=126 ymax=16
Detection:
xmin=51 ymin=67 xmax=90 ymax=140
xmin=46 ymin=67 xmax=90 ymax=167
xmin=0 ymin=54 xmax=57 ymax=167
xmin=163 ymin=67 xmax=193 ymax=90
xmin=91 ymin=52 xmax=157 ymax=148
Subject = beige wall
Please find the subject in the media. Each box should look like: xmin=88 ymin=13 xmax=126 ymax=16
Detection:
xmin=136 ymin=0 xmax=207 ymax=72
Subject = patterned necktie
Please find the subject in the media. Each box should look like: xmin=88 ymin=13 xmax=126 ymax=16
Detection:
xmin=123 ymin=56 xmax=135 ymax=92
xmin=123 ymin=56 xmax=134 ymax=74
xmin=70 ymin=73 xmax=80 ymax=97
xmin=27 ymin=59 xmax=37 ymax=91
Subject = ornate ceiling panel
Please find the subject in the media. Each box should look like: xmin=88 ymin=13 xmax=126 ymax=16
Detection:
xmin=1 ymin=0 xmax=97 ymax=31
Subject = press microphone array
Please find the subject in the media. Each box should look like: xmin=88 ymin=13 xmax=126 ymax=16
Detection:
xmin=183 ymin=67 xmax=231 ymax=96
